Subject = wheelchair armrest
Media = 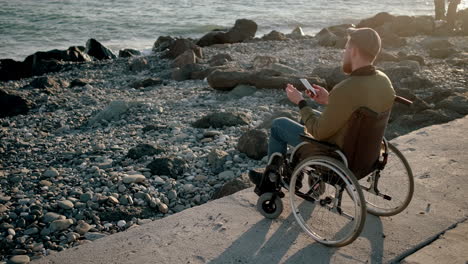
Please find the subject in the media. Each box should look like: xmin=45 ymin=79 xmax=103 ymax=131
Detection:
xmin=299 ymin=134 xmax=339 ymax=150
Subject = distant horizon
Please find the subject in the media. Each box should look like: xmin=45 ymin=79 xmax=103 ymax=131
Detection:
xmin=0 ymin=0 xmax=466 ymax=61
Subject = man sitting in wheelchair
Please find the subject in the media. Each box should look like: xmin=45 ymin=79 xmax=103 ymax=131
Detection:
xmin=249 ymin=27 xmax=396 ymax=195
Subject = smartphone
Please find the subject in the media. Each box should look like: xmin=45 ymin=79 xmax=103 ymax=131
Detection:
xmin=299 ymin=78 xmax=317 ymax=96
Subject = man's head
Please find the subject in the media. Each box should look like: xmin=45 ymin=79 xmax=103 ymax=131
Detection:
xmin=342 ymin=27 xmax=381 ymax=74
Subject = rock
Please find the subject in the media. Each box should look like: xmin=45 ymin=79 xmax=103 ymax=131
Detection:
xmin=88 ymin=101 xmax=130 ymax=126
xmin=171 ymin=50 xmax=197 ymax=68
xmin=122 ymin=174 xmax=146 ymax=184
xmin=197 ymin=19 xmax=257 ymax=47
xmin=257 ymin=109 xmax=299 ymax=129
xmin=108 ymin=196 xmax=119 ymax=204
xmin=70 ymin=78 xmax=90 ymax=87
xmin=43 ymin=168 xmax=59 ymax=178
xmin=0 ymin=204 xmax=8 ymax=213
xmin=24 ymin=227 xmax=39 ymax=235
xmin=207 ymin=149 xmax=229 ymax=173
xmin=0 ymin=59 xmax=30 ymax=81
xmin=218 ymin=170 xmax=235 ymax=180
xmin=58 ymin=200 xmax=74 ymax=210
xmin=420 ymin=37 xmax=453 ymax=50
xmin=158 ymin=203 xmax=169 ymax=214
xmin=312 ymin=66 xmax=346 ymax=89
xmin=207 ymin=69 xmax=326 ymax=91
xmin=316 ymin=28 xmax=338 ymax=47
xmin=212 ymin=174 xmax=253 ymax=199
xmin=208 ymin=53 xmax=233 ymax=66
xmin=226 ymin=84 xmax=257 ymax=99
xmin=376 ymin=51 xmax=400 ymax=63
xmin=8 ymin=255 xmax=30 ymax=264
xmin=84 ymin=232 xmax=107 ymax=241
xmin=429 ymin=48 xmax=457 ymax=59
xmin=85 ymin=38 xmax=116 ymax=60
xmin=166 ymin=38 xmax=202 ymax=59
xmin=358 ymin=12 xmax=395 ymax=29
xmin=75 ymin=220 xmax=92 ymax=235
xmin=262 ymin=30 xmax=287 ymax=41
xmin=131 ymin=78 xmax=163 ymax=88
xmin=128 ymin=57 xmax=149 ymax=72
xmin=117 ymin=220 xmax=126 ymax=228
xmin=399 ymin=54 xmax=426 ymax=66
xmin=237 ymin=129 xmax=268 ymax=160
xmin=127 ymin=144 xmax=163 ymax=159
xmin=269 ymin=63 xmax=300 ymax=75
xmin=147 ymin=157 xmax=188 ymax=179
xmin=43 ymin=212 xmax=62 ymax=223
xmin=381 ymin=32 xmax=407 ymax=48
xmin=290 ymin=26 xmax=306 ymax=38
xmin=253 ymin=56 xmax=279 ymax=69
xmin=119 ymin=48 xmax=141 ymax=58
xmin=192 ymin=112 xmax=251 ymax=128
xmin=49 ymin=219 xmax=73 ymax=232
xmin=172 ymin=63 xmax=214 ymax=82
xmin=29 ymin=76 xmax=60 ymax=91
xmin=80 ymin=192 xmax=93 ymax=202
xmin=435 ymin=93 xmax=468 ymax=115
xmin=0 ymin=89 xmax=31 ymax=118
xmin=152 ymin=36 xmax=176 ymax=52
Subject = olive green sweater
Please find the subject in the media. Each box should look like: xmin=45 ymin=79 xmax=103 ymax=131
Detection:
xmin=300 ymin=70 xmax=395 ymax=149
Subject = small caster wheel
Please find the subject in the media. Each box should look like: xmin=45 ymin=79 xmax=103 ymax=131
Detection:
xmin=257 ymin=192 xmax=283 ymax=219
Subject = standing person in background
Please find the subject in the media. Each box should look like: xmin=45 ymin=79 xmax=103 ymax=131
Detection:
xmin=446 ymin=0 xmax=461 ymax=29
xmin=434 ymin=0 xmax=446 ymax=20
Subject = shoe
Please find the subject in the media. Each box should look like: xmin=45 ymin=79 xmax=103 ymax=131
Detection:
xmin=248 ymin=168 xmax=264 ymax=186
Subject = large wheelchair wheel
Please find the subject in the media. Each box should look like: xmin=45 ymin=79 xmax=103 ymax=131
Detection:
xmin=288 ymin=156 xmax=366 ymax=247
xmin=360 ymin=142 xmax=414 ymax=216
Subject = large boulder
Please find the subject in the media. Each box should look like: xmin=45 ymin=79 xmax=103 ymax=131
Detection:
xmin=208 ymin=53 xmax=233 ymax=66
xmin=152 ymin=36 xmax=176 ymax=52
xmin=237 ymin=129 xmax=268 ymax=160
xmin=171 ymin=50 xmax=197 ymax=68
xmin=85 ymin=38 xmax=117 ymax=60
xmin=119 ymin=48 xmax=141 ymax=58
xmin=420 ymin=37 xmax=453 ymax=50
xmin=192 ymin=112 xmax=251 ymax=128
xmin=146 ymin=156 xmax=188 ymax=179
xmin=128 ymin=57 xmax=149 ymax=72
xmin=357 ymin=12 xmax=396 ymax=29
xmin=0 ymin=89 xmax=31 ymax=118
xmin=316 ymin=28 xmax=338 ymax=47
xmin=207 ymin=69 xmax=326 ymax=91
xmin=166 ymin=39 xmax=202 ymax=59
xmin=312 ymin=66 xmax=347 ymax=89
xmin=172 ymin=63 xmax=218 ymax=82
xmin=197 ymin=19 xmax=258 ymax=47
xmin=0 ymin=59 xmax=30 ymax=81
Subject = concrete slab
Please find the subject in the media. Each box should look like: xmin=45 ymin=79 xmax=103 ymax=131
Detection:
xmin=401 ymin=220 xmax=468 ymax=264
xmin=33 ymin=116 xmax=468 ymax=264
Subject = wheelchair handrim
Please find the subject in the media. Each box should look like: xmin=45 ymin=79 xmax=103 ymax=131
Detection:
xmin=289 ymin=157 xmax=365 ymax=246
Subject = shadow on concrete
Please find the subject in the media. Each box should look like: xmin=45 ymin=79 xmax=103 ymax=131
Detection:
xmin=209 ymin=201 xmax=384 ymax=264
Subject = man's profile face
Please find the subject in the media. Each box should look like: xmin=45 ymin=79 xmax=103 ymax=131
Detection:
xmin=342 ymin=39 xmax=353 ymax=75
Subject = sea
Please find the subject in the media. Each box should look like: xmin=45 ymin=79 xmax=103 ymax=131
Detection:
xmin=1 ymin=0 xmax=466 ymax=61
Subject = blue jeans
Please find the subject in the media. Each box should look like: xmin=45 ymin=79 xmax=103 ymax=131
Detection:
xmin=268 ymin=117 xmax=305 ymax=158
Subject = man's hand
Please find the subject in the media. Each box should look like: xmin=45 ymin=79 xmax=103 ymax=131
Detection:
xmin=306 ymin=84 xmax=329 ymax=105
xmin=286 ymin=84 xmax=304 ymax=105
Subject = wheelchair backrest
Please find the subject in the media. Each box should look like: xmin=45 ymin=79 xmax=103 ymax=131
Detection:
xmin=342 ymin=107 xmax=390 ymax=179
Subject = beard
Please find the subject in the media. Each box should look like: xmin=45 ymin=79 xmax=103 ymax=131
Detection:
xmin=342 ymin=62 xmax=352 ymax=75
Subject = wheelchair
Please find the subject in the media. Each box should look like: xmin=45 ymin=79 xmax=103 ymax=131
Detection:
xmin=254 ymin=96 xmax=414 ymax=247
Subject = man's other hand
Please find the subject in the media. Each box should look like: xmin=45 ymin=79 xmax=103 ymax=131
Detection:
xmin=286 ymin=84 xmax=304 ymax=105
xmin=306 ymin=84 xmax=329 ymax=105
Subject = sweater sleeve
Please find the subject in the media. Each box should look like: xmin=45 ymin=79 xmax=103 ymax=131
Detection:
xmin=299 ymin=84 xmax=354 ymax=140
